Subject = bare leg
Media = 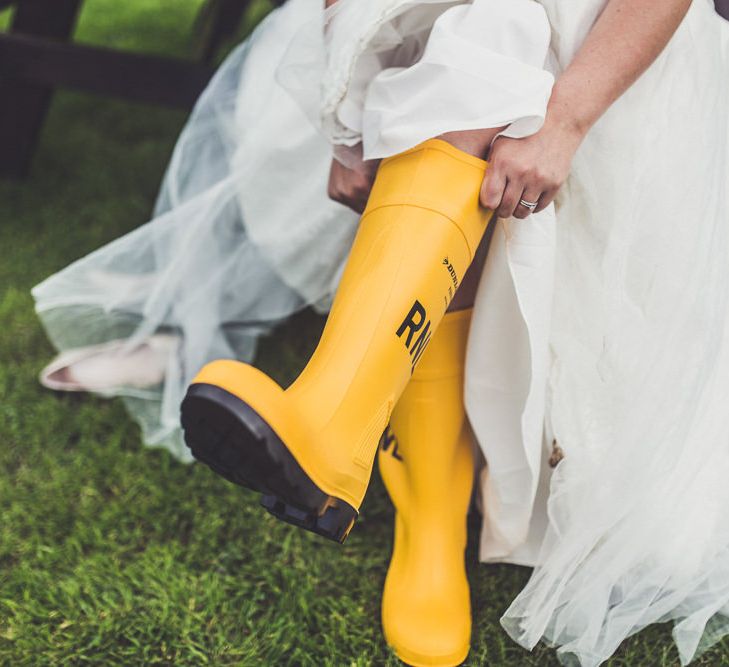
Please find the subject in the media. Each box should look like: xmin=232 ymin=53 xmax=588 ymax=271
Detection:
xmin=437 ymin=127 xmax=505 ymax=311
xmin=437 ymin=127 xmax=503 ymax=161
xmin=448 ymin=225 xmax=493 ymax=311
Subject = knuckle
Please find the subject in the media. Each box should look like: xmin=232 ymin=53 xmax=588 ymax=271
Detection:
xmin=485 ymin=188 xmax=501 ymax=204
xmin=481 ymin=182 xmax=501 ymax=206
xmin=500 ymin=160 xmax=516 ymax=174
xmin=533 ymin=168 xmax=547 ymax=183
xmin=512 ymin=163 xmax=528 ymax=178
xmin=480 ymin=192 xmax=494 ymax=208
xmin=498 ymin=193 xmax=512 ymax=208
xmin=539 ymin=172 xmax=555 ymax=186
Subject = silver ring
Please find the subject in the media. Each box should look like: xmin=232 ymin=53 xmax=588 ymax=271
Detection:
xmin=518 ymin=198 xmax=538 ymax=211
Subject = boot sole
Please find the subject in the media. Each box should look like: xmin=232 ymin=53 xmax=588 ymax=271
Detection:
xmin=181 ymin=383 xmax=357 ymax=543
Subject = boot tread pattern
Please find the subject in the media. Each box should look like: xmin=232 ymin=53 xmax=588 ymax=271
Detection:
xmin=181 ymin=383 xmax=356 ymax=543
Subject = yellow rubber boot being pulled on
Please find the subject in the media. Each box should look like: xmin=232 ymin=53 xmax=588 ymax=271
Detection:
xmin=181 ymin=139 xmax=492 ymax=543
xmin=379 ymin=308 xmax=475 ymax=667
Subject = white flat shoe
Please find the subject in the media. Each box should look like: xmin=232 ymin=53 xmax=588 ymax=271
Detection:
xmin=39 ymin=334 xmax=179 ymax=393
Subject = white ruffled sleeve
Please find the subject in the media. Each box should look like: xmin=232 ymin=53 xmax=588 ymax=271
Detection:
xmin=357 ymin=0 xmax=555 ymax=158
xmin=277 ymin=0 xmax=555 ymax=161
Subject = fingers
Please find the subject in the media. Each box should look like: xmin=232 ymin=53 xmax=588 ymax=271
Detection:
xmin=327 ymin=160 xmax=375 ymax=213
xmin=480 ymin=164 xmax=507 ymax=212
xmin=534 ymin=187 xmax=558 ymax=213
xmin=513 ymin=186 xmax=543 ymax=220
xmin=479 ymin=131 xmax=571 ymax=219
xmin=495 ymin=178 xmax=526 ymax=220
xmin=481 ymin=159 xmax=540 ymax=220
xmin=482 ymin=167 xmax=557 ymax=220
xmin=330 ymin=188 xmax=368 ymax=214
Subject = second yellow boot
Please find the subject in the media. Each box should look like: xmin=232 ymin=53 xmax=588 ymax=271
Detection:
xmin=379 ymin=308 xmax=475 ymax=666
xmin=181 ymin=140 xmax=492 ymax=543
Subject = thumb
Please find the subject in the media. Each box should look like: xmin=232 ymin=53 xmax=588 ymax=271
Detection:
xmin=481 ymin=165 xmax=506 ymax=211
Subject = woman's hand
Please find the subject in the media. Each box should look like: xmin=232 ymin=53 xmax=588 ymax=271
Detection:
xmin=327 ymin=150 xmax=380 ymax=214
xmin=325 ymin=0 xmax=689 ymax=220
xmin=481 ymin=117 xmax=585 ymax=219
xmin=325 ymin=121 xmax=583 ymax=218
xmin=481 ymin=0 xmax=691 ymax=221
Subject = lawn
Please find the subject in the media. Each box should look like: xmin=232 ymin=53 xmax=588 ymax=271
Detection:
xmin=1 ymin=1 xmax=727 ymax=665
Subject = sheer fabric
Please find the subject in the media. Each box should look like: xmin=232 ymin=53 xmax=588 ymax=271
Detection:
xmin=32 ymin=0 xmax=729 ymax=664
xmin=33 ymin=1 xmax=359 ymax=459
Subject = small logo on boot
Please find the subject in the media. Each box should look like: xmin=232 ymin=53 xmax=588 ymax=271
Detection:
xmin=379 ymin=424 xmax=403 ymax=461
xmin=442 ymin=256 xmax=460 ymax=291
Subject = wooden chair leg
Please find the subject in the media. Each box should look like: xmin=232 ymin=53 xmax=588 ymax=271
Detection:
xmin=193 ymin=0 xmax=253 ymax=64
xmin=0 ymin=0 xmax=82 ymax=178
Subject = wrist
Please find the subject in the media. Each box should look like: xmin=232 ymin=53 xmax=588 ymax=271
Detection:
xmin=543 ymin=111 xmax=589 ymax=147
xmin=545 ymin=83 xmax=595 ymax=141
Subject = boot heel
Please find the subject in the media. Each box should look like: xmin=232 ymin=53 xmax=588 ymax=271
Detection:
xmin=181 ymin=382 xmax=358 ymax=542
xmin=260 ymin=494 xmax=357 ymax=544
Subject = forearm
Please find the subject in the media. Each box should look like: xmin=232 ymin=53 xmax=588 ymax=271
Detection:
xmin=328 ymin=0 xmax=691 ymax=217
xmin=548 ymin=0 xmax=692 ymax=136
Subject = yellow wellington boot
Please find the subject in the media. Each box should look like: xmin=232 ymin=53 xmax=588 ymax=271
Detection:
xmin=379 ymin=308 xmax=475 ymax=667
xmin=180 ymin=139 xmax=492 ymax=543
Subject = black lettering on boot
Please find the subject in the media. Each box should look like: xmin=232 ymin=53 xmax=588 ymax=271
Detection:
xmin=397 ymin=300 xmax=432 ymax=373
xmin=396 ymin=300 xmax=426 ymax=347
xmin=380 ymin=424 xmax=403 ymax=461
xmin=410 ymin=320 xmax=431 ymax=368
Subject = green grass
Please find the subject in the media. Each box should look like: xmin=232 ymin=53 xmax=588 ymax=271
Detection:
xmin=0 ymin=1 xmax=727 ymax=665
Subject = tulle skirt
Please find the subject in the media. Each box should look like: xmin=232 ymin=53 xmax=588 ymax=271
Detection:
xmin=32 ymin=5 xmax=359 ymax=460
xmin=32 ymin=0 xmax=729 ymax=664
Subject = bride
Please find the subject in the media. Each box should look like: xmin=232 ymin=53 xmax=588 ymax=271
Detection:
xmin=32 ymin=0 xmax=729 ymax=665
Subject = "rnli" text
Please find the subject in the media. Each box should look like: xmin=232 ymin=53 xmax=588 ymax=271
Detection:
xmin=396 ymin=300 xmax=432 ymax=373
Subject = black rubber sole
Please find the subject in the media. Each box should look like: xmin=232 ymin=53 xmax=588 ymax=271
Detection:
xmin=180 ymin=383 xmax=357 ymax=543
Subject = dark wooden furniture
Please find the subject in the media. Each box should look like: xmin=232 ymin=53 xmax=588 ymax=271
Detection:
xmin=0 ymin=0 xmax=272 ymax=178
xmin=0 ymin=0 xmax=726 ymax=179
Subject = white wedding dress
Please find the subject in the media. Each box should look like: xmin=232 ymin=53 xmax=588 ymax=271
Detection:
xmin=31 ymin=0 xmax=729 ymax=664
